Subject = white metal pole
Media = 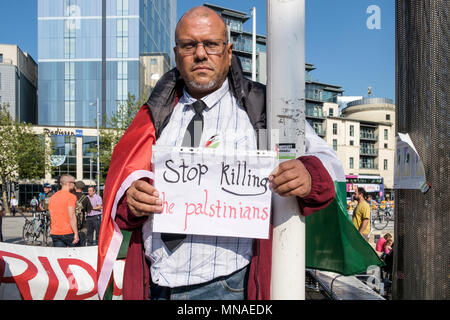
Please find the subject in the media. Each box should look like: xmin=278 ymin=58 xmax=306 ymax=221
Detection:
xmin=267 ymin=0 xmax=306 ymax=300
xmin=96 ymin=97 xmax=100 ymax=191
xmin=252 ymin=6 xmax=257 ymax=81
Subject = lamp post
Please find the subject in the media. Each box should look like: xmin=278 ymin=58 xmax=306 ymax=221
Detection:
xmin=89 ymin=98 xmax=100 ymax=191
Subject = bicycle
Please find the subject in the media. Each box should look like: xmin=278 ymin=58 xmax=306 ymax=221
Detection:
xmin=371 ymin=207 xmax=391 ymax=230
xmin=22 ymin=211 xmax=51 ymax=246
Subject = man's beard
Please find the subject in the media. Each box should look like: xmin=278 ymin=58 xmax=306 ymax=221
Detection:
xmin=187 ymin=78 xmax=219 ymax=91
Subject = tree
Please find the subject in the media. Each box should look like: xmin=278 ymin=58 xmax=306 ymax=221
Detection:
xmin=0 ymin=104 xmax=51 ymax=213
xmin=89 ymin=93 xmax=145 ymax=185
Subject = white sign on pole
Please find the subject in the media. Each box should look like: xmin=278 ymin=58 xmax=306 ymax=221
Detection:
xmin=394 ymin=133 xmax=430 ymax=193
xmin=151 ymin=146 xmax=277 ymax=239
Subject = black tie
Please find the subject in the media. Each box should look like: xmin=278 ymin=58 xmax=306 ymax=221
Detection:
xmin=161 ymin=100 xmax=207 ymax=252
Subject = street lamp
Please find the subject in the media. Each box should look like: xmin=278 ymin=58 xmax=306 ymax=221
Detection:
xmin=89 ymin=98 xmax=100 ymax=192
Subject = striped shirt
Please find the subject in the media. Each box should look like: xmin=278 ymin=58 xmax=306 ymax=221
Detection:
xmin=142 ymin=79 xmax=257 ymax=287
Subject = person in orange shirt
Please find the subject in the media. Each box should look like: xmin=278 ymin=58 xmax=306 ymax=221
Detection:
xmin=49 ymin=174 xmax=79 ymax=247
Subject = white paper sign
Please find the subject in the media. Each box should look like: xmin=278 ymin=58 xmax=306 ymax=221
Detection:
xmin=152 ymin=146 xmax=277 ymax=239
xmin=394 ymin=133 xmax=430 ymax=192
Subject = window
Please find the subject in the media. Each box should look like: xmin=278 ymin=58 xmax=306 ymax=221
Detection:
xmin=386 ymin=114 xmax=391 ymax=121
xmin=384 ymin=143 xmax=388 ymax=149
xmin=333 ymin=123 xmax=337 ymax=135
xmin=333 ymin=139 xmax=337 ymax=151
xmin=350 ymin=157 xmax=354 ymax=169
xmin=384 ymin=129 xmax=388 ymax=140
xmin=350 ymin=125 xmax=354 ymax=137
xmin=0 ymin=72 xmax=1 ymax=89
xmin=350 ymin=140 xmax=354 ymax=146
xmin=0 ymin=53 xmax=3 ymax=63
xmin=384 ymin=159 xmax=388 ymax=170
xmin=329 ymin=108 xmax=334 ymax=117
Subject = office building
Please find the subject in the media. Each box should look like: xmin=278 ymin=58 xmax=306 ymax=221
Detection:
xmin=37 ymin=0 xmax=176 ymax=128
xmin=204 ymin=3 xmax=267 ymax=84
xmin=0 ymin=44 xmax=38 ymax=124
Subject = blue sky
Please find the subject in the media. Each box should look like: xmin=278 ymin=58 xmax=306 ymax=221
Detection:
xmin=0 ymin=0 xmax=395 ymax=100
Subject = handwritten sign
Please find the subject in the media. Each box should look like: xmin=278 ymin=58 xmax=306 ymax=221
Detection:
xmin=152 ymin=146 xmax=277 ymax=239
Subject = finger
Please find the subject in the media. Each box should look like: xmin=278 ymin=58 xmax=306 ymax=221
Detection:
xmin=273 ymin=177 xmax=303 ymax=195
xmin=128 ymin=197 xmax=163 ymax=215
xmin=133 ymin=180 xmax=158 ymax=196
xmin=130 ymin=188 xmax=162 ymax=206
xmin=272 ymin=169 xmax=298 ymax=187
xmin=270 ymin=159 xmax=299 ymax=178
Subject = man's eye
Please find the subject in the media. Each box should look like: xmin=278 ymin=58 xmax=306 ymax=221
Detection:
xmin=181 ymin=43 xmax=195 ymax=49
xmin=204 ymin=41 xmax=219 ymax=48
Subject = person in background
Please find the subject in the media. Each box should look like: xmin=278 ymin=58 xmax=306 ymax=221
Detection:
xmin=381 ymin=239 xmax=393 ymax=260
xmin=48 ymin=174 xmax=79 ymax=247
xmin=39 ymin=183 xmax=53 ymax=213
xmin=376 ymin=233 xmax=392 ymax=254
xmin=87 ymin=186 xmax=102 ymax=246
xmin=74 ymin=181 xmax=92 ymax=246
xmin=0 ymin=199 xmax=4 ymax=242
xmin=30 ymin=196 xmax=39 ymax=214
xmin=352 ymin=187 xmax=371 ymax=240
xmin=9 ymin=195 xmax=18 ymax=217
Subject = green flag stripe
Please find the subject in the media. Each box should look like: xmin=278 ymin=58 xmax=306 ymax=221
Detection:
xmin=306 ymin=181 xmax=384 ymax=275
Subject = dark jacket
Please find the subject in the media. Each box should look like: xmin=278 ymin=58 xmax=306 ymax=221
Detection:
xmin=115 ymin=55 xmax=335 ymax=300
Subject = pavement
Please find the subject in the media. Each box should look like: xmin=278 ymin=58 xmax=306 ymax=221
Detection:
xmin=1 ymin=214 xmax=52 ymax=246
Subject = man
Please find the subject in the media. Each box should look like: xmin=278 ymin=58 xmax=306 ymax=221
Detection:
xmin=74 ymin=181 xmax=92 ymax=246
xmin=101 ymin=6 xmax=337 ymax=300
xmin=0 ymin=199 xmax=4 ymax=242
xmin=39 ymin=183 xmax=53 ymax=213
xmin=30 ymin=196 xmax=39 ymax=214
xmin=48 ymin=174 xmax=79 ymax=247
xmin=87 ymin=186 xmax=102 ymax=246
xmin=9 ymin=196 xmax=18 ymax=217
xmin=352 ymin=187 xmax=371 ymax=239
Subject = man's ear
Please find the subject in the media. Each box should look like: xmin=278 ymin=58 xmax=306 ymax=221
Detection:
xmin=227 ymin=43 xmax=233 ymax=66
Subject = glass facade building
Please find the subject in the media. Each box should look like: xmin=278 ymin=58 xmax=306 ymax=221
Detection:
xmin=38 ymin=0 xmax=176 ymax=127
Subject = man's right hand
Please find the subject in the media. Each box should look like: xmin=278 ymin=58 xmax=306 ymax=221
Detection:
xmin=72 ymin=233 xmax=79 ymax=245
xmin=126 ymin=180 xmax=163 ymax=217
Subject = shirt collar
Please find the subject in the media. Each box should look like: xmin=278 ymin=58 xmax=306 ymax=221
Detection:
xmin=182 ymin=79 xmax=229 ymax=110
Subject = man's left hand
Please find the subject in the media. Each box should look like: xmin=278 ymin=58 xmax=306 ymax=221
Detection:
xmin=269 ymin=159 xmax=312 ymax=198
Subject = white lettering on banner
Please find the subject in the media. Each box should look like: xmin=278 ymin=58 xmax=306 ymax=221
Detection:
xmin=0 ymin=242 xmax=124 ymax=300
xmin=152 ymin=146 xmax=277 ymax=239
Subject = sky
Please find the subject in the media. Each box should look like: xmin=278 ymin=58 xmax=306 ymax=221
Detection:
xmin=0 ymin=0 xmax=395 ymax=100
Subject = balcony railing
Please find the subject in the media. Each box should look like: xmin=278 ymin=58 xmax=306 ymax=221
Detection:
xmin=360 ymin=132 xmax=378 ymax=140
xmin=359 ymin=163 xmax=379 ymax=169
xmin=360 ymin=148 xmax=378 ymax=156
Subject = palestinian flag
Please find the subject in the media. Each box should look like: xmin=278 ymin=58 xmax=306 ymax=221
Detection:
xmin=97 ymin=104 xmax=156 ymax=300
xmin=97 ymin=106 xmax=384 ymax=299
xmin=303 ymin=126 xmax=384 ymax=275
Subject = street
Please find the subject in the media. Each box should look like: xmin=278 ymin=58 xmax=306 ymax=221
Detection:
xmin=1 ymin=215 xmax=52 ymax=246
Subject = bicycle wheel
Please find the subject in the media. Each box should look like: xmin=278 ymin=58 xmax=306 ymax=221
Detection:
xmin=42 ymin=220 xmax=51 ymax=246
xmin=22 ymin=221 xmax=34 ymax=244
xmin=373 ymin=212 xmax=389 ymax=230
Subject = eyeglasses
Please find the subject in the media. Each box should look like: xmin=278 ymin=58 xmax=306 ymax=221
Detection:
xmin=176 ymin=39 xmax=228 ymax=56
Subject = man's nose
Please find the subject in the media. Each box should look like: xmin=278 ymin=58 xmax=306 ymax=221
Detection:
xmin=193 ymin=43 xmax=208 ymax=60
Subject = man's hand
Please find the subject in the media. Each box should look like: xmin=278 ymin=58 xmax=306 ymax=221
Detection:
xmin=72 ymin=233 xmax=79 ymax=245
xmin=269 ymin=159 xmax=312 ymax=198
xmin=126 ymin=180 xmax=163 ymax=217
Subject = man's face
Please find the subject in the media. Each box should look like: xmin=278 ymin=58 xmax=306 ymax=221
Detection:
xmin=44 ymin=187 xmax=51 ymax=194
xmin=174 ymin=14 xmax=232 ymax=98
xmin=88 ymin=188 xmax=95 ymax=197
xmin=354 ymin=189 xmax=360 ymax=201
xmin=67 ymin=180 xmax=75 ymax=191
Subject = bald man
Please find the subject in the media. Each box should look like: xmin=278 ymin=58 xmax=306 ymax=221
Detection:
xmin=48 ymin=174 xmax=79 ymax=247
xmin=111 ymin=6 xmax=336 ymax=300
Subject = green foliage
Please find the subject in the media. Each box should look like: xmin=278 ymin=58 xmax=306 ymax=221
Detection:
xmin=0 ymin=103 xmax=51 ymax=211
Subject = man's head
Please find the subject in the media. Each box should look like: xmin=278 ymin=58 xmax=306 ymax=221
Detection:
xmin=60 ymin=174 xmax=76 ymax=191
xmin=367 ymin=195 xmax=372 ymax=201
xmin=174 ymin=6 xmax=232 ymax=99
xmin=43 ymin=183 xmax=52 ymax=194
xmin=75 ymin=181 xmax=85 ymax=192
xmin=88 ymin=186 xmax=96 ymax=197
xmin=354 ymin=187 xmax=367 ymax=202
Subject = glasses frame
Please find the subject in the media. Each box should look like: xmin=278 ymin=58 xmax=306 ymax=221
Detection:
xmin=176 ymin=39 xmax=228 ymax=56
